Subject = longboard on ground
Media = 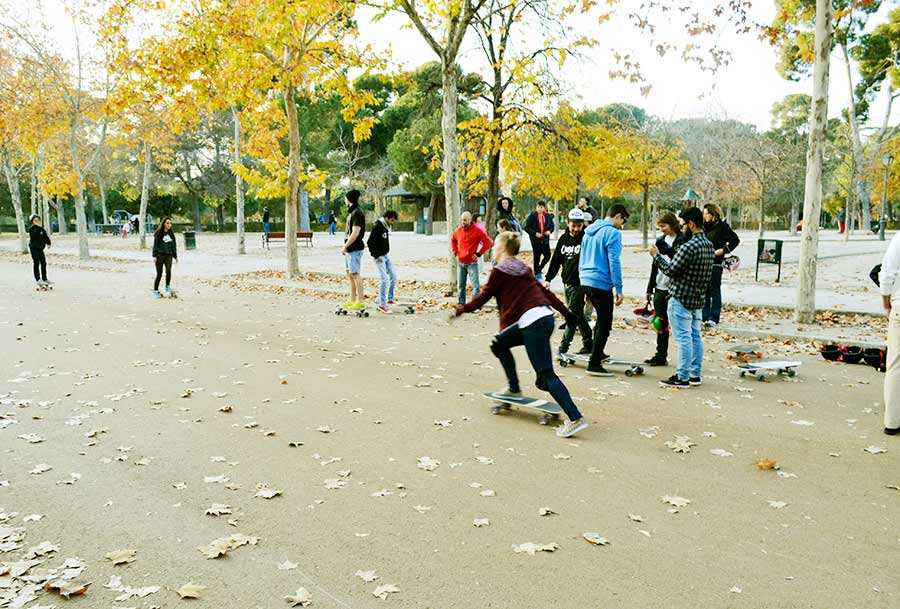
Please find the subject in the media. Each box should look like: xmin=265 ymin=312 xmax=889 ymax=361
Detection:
xmin=482 ymin=392 xmax=563 ymax=426
xmin=558 ymin=353 xmax=645 ymax=377
xmin=335 ymin=304 xmax=370 ymax=318
xmin=726 ymin=344 xmax=762 ymax=362
xmin=738 ymin=360 xmax=801 ymax=381
xmin=392 ymin=302 xmax=419 ymax=315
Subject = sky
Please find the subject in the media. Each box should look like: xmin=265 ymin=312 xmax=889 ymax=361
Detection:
xmin=22 ymin=0 xmax=898 ymax=132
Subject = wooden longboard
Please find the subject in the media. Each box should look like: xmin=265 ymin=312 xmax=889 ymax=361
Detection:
xmin=482 ymin=392 xmax=562 ymax=425
xmin=335 ymin=304 xmax=370 ymax=318
xmin=739 ymin=360 xmax=801 ymax=381
xmin=558 ymin=353 xmax=645 ymax=376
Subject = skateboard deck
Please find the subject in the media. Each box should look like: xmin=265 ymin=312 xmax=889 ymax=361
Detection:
xmin=558 ymin=353 xmax=645 ymax=376
xmin=392 ymin=302 xmax=419 ymax=314
xmin=335 ymin=304 xmax=370 ymax=317
xmin=726 ymin=344 xmax=762 ymax=362
xmin=482 ymin=392 xmax=563 ymax=425
xmin=739 ymin=360 xmax=801 ymax=381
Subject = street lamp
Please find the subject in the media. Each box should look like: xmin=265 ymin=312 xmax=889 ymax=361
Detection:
xmin=880 ymin=151 xmax=894 ymax=241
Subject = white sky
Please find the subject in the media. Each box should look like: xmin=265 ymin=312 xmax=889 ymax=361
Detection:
xmin=22 ymin=0 xmax=898 ymax=132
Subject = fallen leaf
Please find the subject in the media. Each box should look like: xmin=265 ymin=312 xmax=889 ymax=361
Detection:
xmin=177 ymin=582 xmax=207 ymax=598
xmin=473 ymin=518 xmax=490 ymax=527
xmin=356 ymin=570 xmax=378 ymax=582
xmin=417 ymin=456 xmax=440 ymax=471
xmin=285 ymin=587 xmax=311 ymax=606
xmin=754 ymin=458 xmax=779 ymax=470
xmin=628 ymin=513 xmax=644 ymax=522
xmin=709 ymin=448 xmax=733 ymax=457
xmin=582 ymin=532 xmax=610 ymax=546
xmin=255 ymin=483 xmax=282 ymax=499
xmin=864 ymin=445 xmax=887 ymax=455
xmin=29 ymin=463 xmax=52 ymax=475
xmin=372 ymin=584 xmax=400 ymax=599
xmin=316 ymin=426 xmax=336 ymax=434
xmin=45 ymin=578 xmax=91 ymax=598
xmin=105 ymin=549 xmax=136 ymax=565
xmin=538 ymin=507 xmax=557 ymax=516
xmin=553 ymin=453 xmax=571 ymax=460
xmin=512 ymin=542 xmax=559 ymax=555
xmin=205 ymin=503 xmax=232 ymax=516
xmin=665 ymin=436 xmax=696 ymax=453
xmin=661 ymin=495 xmax=691 ymax=508
xmin=278 ymin=560 xmax=298 ymax=570
xmin=767 ymin=500 xmax=788 ymax=509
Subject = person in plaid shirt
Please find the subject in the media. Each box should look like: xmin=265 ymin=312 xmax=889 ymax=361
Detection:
xmin=648 ymin=206 xmax=714 ymax=388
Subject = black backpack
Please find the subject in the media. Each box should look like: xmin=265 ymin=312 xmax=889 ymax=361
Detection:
xmin=871 ymin=264 xmax=881 ymax=287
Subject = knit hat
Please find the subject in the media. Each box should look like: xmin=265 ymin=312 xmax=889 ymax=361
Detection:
xmin=346 ymin=189 xmax=360 ymax=205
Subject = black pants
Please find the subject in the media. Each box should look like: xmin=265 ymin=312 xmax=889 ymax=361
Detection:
xmin=560 ymin=284 xmax=593 ymax=353
xmin=154 ymin=254 xmax=173 ymax=290
xmin=531 ymin=239 xmax=551 ymax=276
xmin=30 ymin=247 xmax=47 ymax=282
xmin=653 ymin=289 xmax=671 ymax=360
xmin=584 ymin=286 xmax=614 ymax=369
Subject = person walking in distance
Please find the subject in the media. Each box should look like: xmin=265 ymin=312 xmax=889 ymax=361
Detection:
xmin=878 ymin=232 xmax=900 ymax=435
xmin=151 ymin=217 xmax=178 ymax=298
xmin=451 ymin=211 xmax=492 ymax=304
xmin=701 ymin=203 xmax=739 ymax=327
xmin=650 ymin=207 xmax=714 ymax=388
xmin=644 ymin=211 xmax=684 ymax=366
xmin=544 ymin=208 xmax=592 ymax=356
xmin=262 ymin=207 xmax=270 ymax=239
xmin=328 ymin=210 xmax=337 ymax=236
xmin=454 ymin=231 xmax=588 ymax=438
xmin=367 ymin=210 xmax=399 ymax=314
xmin=524 ymin=201 xmax=554 ymax=280
xmin=28 ymin=215 xmax=51 ymax=289
xmin=579 ymin=204 xmax=629 ymax=376
xmin=341 ymin=189 xmax=367 ymax=310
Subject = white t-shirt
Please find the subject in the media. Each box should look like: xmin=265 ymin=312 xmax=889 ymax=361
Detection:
xmin=517 ymin=306 xmax=553 ymax=328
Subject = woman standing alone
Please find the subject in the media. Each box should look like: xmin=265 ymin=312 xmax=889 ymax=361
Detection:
xmin=152 ymin=217 xmax=178 ymax=298
xmin=702 ymin=204 xmax=739 ymax=327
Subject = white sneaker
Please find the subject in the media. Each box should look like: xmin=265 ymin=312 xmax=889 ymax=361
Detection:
xmin=494 ymin=387 xmax=522 ymax=398
xmin=704 ymin=321 xmax=717 ymax=328
xmin=556 ymin=418 xmax=588 ymax=438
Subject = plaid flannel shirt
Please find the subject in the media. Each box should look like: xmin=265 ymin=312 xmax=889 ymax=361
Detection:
xmin=654 ymin=232 xmax=715 ymax=310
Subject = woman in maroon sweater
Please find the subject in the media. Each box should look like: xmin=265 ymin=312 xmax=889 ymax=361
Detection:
xmin=454 ymin=232 xmax=588 ymax=438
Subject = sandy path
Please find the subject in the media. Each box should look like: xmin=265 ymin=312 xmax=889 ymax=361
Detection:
xmin=1 ymin=261 xmax=898 ymax=609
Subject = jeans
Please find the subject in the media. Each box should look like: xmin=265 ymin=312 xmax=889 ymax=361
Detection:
xmin=458 ymin=261 xmax=480 ymax=304
xmin=492 ymin=315 xmax=582 ymax=422
xmin=703 ymin=265 xmax=723 ymax=323
xmin=531 ymin=239 xmax=551 ymax=276
xmin=154 ymin=254 xmax=173 ymax=290
xmin=30 ymin=246 xmax=47 ymax=282
xmin=263 ymin=221 xmax=270 ymax=236
xmin=329 ymin=221 xmax=337 ymax=235
xmin=668 ymin=297 xmax=704 ymax=381
xmin=375 ymin=255 xmax=396 ymax=306
xmin=583 ymin=286 xmax=614 ymax=369
xmin=652 ymin=289 xmax=671 ymax=360
xmin=885 ymin=304 xmax=900 ymax=429
xmin=560 ymin=284 xmax=593 ymax=353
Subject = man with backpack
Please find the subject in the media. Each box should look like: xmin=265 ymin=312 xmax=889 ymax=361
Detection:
xmin=367 ymin=210 xmax=399 ymax=314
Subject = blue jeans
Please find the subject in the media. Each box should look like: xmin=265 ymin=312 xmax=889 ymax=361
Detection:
xmin=375 ymin=255 xmax=396 ymax=306
xmin=329 ymin=221 xmax=337 ymax=235
xmin=668 ymin=297 xmax=704 ymax=381
xmin=458 ymin=261 xmax=480 ymax=304
xmin=263 ymin=221 xmax=270 ymax=236
xmin=703 ymin=265 xmax=723 ymax=323
xmin=492 ymin=315 xmax=582 ymax=422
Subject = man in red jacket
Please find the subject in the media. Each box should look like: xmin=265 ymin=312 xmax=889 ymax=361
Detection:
xmin=451 ymin=211 xmax=493 ymax=304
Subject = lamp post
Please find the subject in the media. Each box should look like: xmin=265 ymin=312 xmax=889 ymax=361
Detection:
xmin=880 ymin=151 xmax=894 ymax=241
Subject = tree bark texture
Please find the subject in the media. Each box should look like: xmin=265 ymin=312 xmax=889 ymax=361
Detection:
xmin=441 ymin=61 xmax=461 ymax=293
xmin=2 ymin=153 xmax=28 ymax=254
xmin=233 ymin=108 xmax=246 ymax=255
xmin=139 ymin=140 xmax=152 ymax=250
xmin=283 ymin=84 xmax=301 ymax=278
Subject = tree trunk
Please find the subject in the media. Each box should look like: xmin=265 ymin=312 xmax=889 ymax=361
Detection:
xmin=139 ymin=140 xmax=152 ymax=250
xmin=441 ymin=61 xmax=461 ymax=293
xmin=29 ymin=154 xmax=37 ymax=217
xmin=96 ymin=169 xmax=108 ymax=225
xmin=641 ymin=184 xmax=650 ymax=249
xmin=790 ymin=192 xmax=800 ymax=237
xmin=840 ymin=42 xmax=872 ymax=233
xmin=41 ymin=190 xmax=50 ymax=235
xmin=757 ymin=184 xmax=765 ymax=239
xmin=426 ymin=192 xmax=436 ymax=236
xmin=73 ymin=182 xmax=91 ymax=260
xmin=87 ymin=193 xmax=96 ymax=232
xmin=192 ymin=193 xmax=201 ymax=232
xmin=484 ymin=136 xmax=502 ymax=238
xmin=651 ymin=199 xmax=658 ymax=241
xmin=283 ymin=84 xmax=301 ymax=278
xmin=233 ymin=108 xmax=246 ymax=254
xmin=300 ymin=187 xmax=311 ymax=232
xmin=216 ymin=203 xmax=225 ymax=230
xmin=55 ymin=198 xmax=67 ymax=234
xmin=1 ymin=153 xmax=28 ymax=254
xmin=795 ymin=0 xmax=832 ymax=324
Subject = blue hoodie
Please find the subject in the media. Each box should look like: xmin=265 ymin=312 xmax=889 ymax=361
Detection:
xmin=578 ymin=219 xmax=622 ymax=292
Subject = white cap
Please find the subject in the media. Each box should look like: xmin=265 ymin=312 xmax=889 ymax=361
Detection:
xmin=568 ymin=208 xmax=585 ymax=222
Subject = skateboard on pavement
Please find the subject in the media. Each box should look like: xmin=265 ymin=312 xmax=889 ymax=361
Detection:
xmin=738 ymin=360 xmax=801 ymax=381
xmin=558 ymin=353 xmax=645 ymax=377
xmin=482 ymin=392 xmax=563 ymax=425
xmin=726 ymin=344 xmax=763 ymax=363
xmin=335 ymin=304 xmax=370 ymax=318
xmin=392 ymin=302 xmax=419 ymax=315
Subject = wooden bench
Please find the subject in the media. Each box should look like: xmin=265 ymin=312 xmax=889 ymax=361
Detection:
xmin=263 ymin=231 xmax=313 ymax=249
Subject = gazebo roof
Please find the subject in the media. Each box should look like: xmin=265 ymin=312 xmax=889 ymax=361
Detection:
xmin=681 ymin=189 xmax=699 ymax=202
xmin=384 ymin=185 xmax=415 ymax=197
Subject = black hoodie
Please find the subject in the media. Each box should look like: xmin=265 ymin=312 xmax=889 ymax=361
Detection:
xmin=28 ymin=225 xmax=51 ymax=250
xmin=545 ymin=229 xmax=583 ymax=286
xmin=367 ymin=218 xmax=390 ymax=258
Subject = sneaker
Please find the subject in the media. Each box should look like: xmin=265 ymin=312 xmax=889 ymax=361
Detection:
xmin=644 ymin=356 xmax=667 ymax=366
xmin=342 ymin=300 xmax=354 ymax=308
xmin=586 ymin=366 xmax=613 ymax=377
xmin=494 ymin=387 xmax=522 ymax=398
xmin=376 ymin=305 xmax=392 ymax=314
xmin=535 ymin=272 xmax=544 ymax=281
xmin=387 ymin=300 xmax=397 ymax=305
xmin=659 ymin=375 xmax=689 ymax=388
xmin=703 ymin=321 xmax=717 ymax=328
xmin=885 ymin=427 xmax=900 ymax=436
xmin=556 ymin=418 xmax=588 ymax=438
xmin=151 ymin=290 xmax=162 ymax=298
xmin=165 ymin=286 xmax=173 ymax=293
xmin=576 ymin=346 xmax=593 ymax=355
xmin=599 ymin=353 xmax=610 ymax=363
xmin=689 ymin=377 xmax=702 ymax=386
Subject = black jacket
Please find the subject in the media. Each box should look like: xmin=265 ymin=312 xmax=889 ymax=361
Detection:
xmin=152 ymin=230 xmax=178 ymax=259
xmin=545 ymin=230 xmax=584 ymax=286
xmin=646 ymin=233 xmax=684 ymax=294
xmin=704 ymin=220 xmax=739 ymax=264
xmin=367 ymin=218 xmax=390 ymax=258
xmin=28 ymin=225 xmax=51 ymax=250
xmin=523 ymin=211 xmax=554 ymax=243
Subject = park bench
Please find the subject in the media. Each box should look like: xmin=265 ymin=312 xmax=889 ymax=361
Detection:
xmin=263 ymin=231 xmax=314 ymax=249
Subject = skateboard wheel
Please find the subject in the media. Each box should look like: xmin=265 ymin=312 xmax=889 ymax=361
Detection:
xmin=364 ymin=312 xmax=369 ymax=317
xmin=788 ymin=370 xmax=796 ymax=378
xmin=636 ymin=367 xmax=644 ymax=375
xmin=625 ymin=369 xmax=634 ymax=377
xmin=757 ymin=375 xmax=766 ymax=382
xmin=740 ymin=371 xmax=746 ymax=378
xmin=559 ymin=359 xmax=568 ymax=367
xmin=335 ymin=310 xmax=340 ymax=316
xmin=538 ymin=416 xmax=549 ymax=425
xmin=726 ymin=354 xmax=733 ymax=361
xmin=491 ymin=406 xmax=501 ymax=415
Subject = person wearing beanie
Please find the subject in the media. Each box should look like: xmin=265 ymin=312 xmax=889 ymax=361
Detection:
xmin=341 ymin=189 xmax=367 ymax=309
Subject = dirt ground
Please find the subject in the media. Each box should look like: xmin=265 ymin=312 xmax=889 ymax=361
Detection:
xmin=2 ymin=258 xmax=899 ymax=609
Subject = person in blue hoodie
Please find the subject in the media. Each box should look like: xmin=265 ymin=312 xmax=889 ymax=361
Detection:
xmin=578 ymin=204 xmax=629 ymax=376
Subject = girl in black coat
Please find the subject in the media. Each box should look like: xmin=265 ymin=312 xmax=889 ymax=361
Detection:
xmin=28 ymin=215 xmax=52 ymax=287
xmin=151 ymin=217 xmax=178 ymax=297
xmin=702 ymin=203 xmax=740 ymax=326
xmin=496 ymin=196 xmax=521 ymax=233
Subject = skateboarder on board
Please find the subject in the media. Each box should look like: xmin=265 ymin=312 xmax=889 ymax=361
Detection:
xmin=151 ymin=217 xmax=178 ymax=298
xmin=453 ymin=231 xmax=588 ymax=438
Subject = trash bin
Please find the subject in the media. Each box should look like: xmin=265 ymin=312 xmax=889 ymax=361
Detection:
xmin=755 ymin=238 xmax=783 ymax=282
xmin=184 ymin=231 xmax=196 ymax=250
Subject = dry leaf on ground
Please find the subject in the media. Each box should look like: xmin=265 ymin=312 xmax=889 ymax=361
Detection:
xmin=205 ymin=504 xmax=232 ymax=516
xmin=512 ymin=542 xmax=559 ymax=555
xmin=177 ymin=582 xmax=207 ymax=598
xmin=285 ymin=587 xmax=312 ymax=606
xmin=105 ymin=549 xmax=136 ymax=565
xmin=45 ymin=578 xmax=91 ymax=598
xmin=356 ymin=570 xmax=378 ymax=582
xmin=583 ymin=532 xmax=610 ymax=546
xmin=665 ymin=436 xmax=696 ymax=453
xmin=372 ymin=584 xmax=400 ymax=599
xmin=661 ymin=495 xmax=691 ymax=508
xmin=754 ymin=458 xmax=779 ymax=470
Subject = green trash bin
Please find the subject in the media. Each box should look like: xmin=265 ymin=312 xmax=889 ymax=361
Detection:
xmin=184 ymin=231 xmax=196 ymax=250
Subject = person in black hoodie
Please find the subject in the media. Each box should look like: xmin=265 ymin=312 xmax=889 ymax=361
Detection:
xmin=644 ymin=211 xmax=684 ymax=366
xmin=701 ymin=203 xmax=739 ymax=327
xmin=523 ymin=200 xmax=555 ymax=280
xmin=497 ymin=196 xmax=521 ymax=233
xmin=544 ymin=208 xmax=592 ymax=355
xmin=28 ymin=215 xmax=51 ymax=288
xmin=151 ymin=216 xmax=178 ymax=297
xmin=367 ymin=210 xmax=398 ymax=314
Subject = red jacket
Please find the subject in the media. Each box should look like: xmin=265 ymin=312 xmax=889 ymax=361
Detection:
xmin=451 ymin=224 xmax=492 ymax=264
xmin=460 ymin=258 xmax=571 ymax=330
